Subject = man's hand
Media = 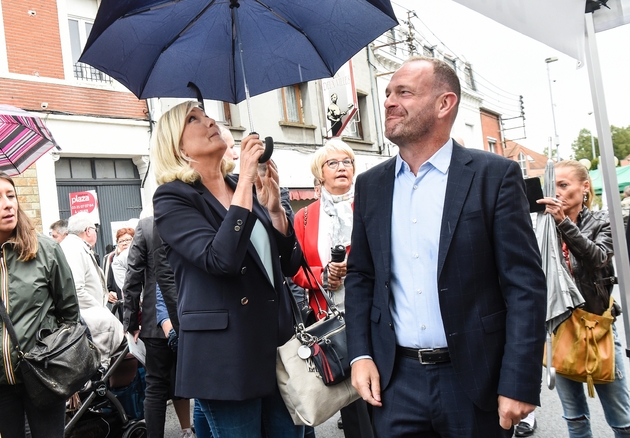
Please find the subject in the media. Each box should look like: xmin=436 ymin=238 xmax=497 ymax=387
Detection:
xmin=107 ymin=291 xmax=118 ymax=303
xmin=497 ymin=395 xmax=535 ymax=430
xmin=351 ymin=359 xmax=382 ymax=407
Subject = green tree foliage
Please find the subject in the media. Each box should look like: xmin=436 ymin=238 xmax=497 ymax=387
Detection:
xmin=611 ymin=125 xmax=630 ymax=160
xmin=571 ymin=128 xmax=599 ymax=161
xmin=571 ymin=125 xmax=630 ymax=165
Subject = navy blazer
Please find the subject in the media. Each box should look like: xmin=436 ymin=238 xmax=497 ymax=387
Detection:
xmin=123 ymin=216 xmax=179 ymax=338
xmin=345 ymin=143 xmax=547 ymax=411
xmin=153 ymin=175 xmax=302 ymax=401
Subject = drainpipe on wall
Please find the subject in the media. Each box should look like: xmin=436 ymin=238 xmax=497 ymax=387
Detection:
xmin=366 ymin=45 xmax=384 ymax=154
xmin=141 ymin=99 xmax=156 ymax=189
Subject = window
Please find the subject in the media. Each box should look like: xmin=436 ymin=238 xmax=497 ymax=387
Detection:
xmin=279 ymin=85 xmax=304 ymax=123
xmin=487 ymin=137 xmax=497 ymax=154
xmin=69 ymin=17 xmax=111 ymax=83
xmin=518 ymin=152 xmax=528 ymax=177
xmin=343 ymin=94 xmax=367 ymax=140
xmin=203 ymin=100 xmax=231 ymax=125
xmin=56 ymin=158 xmax=138 ymax=180
xmin=444 ymin=57 xmax=456 ymax=72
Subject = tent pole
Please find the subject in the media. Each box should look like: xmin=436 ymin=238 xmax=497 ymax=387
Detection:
xmin=584 ymin=11 xmax=630 ymax=360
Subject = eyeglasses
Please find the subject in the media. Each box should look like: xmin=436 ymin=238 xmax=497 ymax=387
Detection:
xmin=323 ymin=158 xmax=354 ymax=170
xmin=117 ymin=239 xmax=133 ymax=245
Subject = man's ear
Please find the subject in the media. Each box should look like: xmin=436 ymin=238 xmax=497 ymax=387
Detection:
xmin=437 ymin=92 xmax=458 ymax=119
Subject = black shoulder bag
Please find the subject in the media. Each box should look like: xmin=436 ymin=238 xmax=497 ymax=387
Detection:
xmin=290 ymin=259 xmax=350 ymax=386
xmin=0 ymin=298 xmax=100 ymax=408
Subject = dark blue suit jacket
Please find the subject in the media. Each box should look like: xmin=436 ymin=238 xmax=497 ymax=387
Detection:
xmin=345 ymin=143 xmax=547 ymax=411
xmin=153 ymin=175 xmax=302 ymax=400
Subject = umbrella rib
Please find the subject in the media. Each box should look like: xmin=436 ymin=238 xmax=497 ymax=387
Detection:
xmin=137 ymin=0 xmax=219 ymax=97
xmin=120 ymin=0 xmax=181 ymax=18
xmin=254 ymin=0 xmax=335 ymax=76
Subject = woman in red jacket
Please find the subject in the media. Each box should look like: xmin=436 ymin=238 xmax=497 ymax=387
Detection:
xmin=293 ymin=139 xmax=355 ymax=316
xmin=293 ymin=139 xmax=374 ymax=438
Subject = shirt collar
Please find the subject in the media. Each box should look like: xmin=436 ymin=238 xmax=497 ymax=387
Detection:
xmin=395 ymin=138 xmax=453 ymax=176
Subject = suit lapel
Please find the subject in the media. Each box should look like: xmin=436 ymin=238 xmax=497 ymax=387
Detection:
xmin=194 ymin=178 xmax=273 ymax=287
xmin=437 ymin=144 xmax=474 ymax=279
xmin=375 ymin=158 xmax=396 ymax=280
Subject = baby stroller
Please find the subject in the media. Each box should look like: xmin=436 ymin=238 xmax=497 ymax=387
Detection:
xmin=65 ymin=304 xmax=146 ymax=438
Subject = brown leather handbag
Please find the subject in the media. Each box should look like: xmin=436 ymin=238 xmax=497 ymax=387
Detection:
xmin=545 ymin=296 xmax=615 ymax=397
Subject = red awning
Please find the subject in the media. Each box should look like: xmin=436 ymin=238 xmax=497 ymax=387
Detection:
xmin=290 ymin=189 xmax=317 ymax=201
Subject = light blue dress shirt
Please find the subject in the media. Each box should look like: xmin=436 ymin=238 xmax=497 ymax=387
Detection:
xmin=390 ymin=140 xmax=452 ymax=349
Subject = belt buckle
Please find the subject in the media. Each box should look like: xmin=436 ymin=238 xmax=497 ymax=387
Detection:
xmin=418 ymin=348 xmax=436 ymax=365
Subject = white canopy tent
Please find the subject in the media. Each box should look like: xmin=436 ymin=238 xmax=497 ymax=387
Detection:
xmin=453 ymin=0 xmax=630 ymax=358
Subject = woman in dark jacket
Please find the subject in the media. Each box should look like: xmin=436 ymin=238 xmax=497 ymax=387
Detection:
xmin=151 ymin=101 xmax=303 ymax=438
xmin=0 ymin=172 xmax=80 ymax=438
xmin=539 ymin=160 xmax=630 ymax=437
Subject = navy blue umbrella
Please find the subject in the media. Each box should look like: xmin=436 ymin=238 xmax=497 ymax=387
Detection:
xmin=80 ymin=0 xmax=397 ymax=129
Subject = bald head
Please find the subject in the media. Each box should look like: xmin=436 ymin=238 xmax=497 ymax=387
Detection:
xmin=219 ymin=125 xmax=239 ymax=161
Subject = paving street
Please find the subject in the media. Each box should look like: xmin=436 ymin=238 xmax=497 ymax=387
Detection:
xmin=165 ymin=286 xmax=629 ymax=437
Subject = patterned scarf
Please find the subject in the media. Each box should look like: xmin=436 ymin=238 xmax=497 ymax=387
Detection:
xmin=320 ymin=185 xmax=354 ymax=247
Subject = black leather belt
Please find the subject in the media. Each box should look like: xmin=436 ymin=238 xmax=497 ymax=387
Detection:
xmin=396 ymin=346 xmax=450 ymax=365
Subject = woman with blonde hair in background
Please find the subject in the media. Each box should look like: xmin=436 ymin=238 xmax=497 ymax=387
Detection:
xmin=292 ymin=139 xmax=374 ymax=438
xmin=538 ymin=160 xmax=630 ymax=438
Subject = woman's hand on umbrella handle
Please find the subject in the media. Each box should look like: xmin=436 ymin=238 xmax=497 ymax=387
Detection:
xmin=537 ymin=197 xmax=567 ymax=224
xmin=238 ymin=134 xmax=265 ymax=185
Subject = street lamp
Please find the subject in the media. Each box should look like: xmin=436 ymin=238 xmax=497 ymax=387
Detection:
xmin=545 ymin=57 xmax=560 ymax=160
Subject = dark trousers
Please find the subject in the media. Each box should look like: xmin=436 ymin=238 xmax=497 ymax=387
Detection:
xmin=373 ymin=356 xmax=513 ymax=438
xmin=144 ymin=337 xmax=177 ymax=438
xmin=0 ymin=383 xmax=65 ymax=438
xmin=341 ymin=399 xmax=374 ymax=438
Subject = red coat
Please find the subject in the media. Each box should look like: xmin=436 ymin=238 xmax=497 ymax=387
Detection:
xmin=293 ymin=199 xmax=351 ymax=319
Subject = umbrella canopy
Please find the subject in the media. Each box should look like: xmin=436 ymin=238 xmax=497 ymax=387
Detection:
xmin=0 ymin=105 xmax=60 ymax=176
xmin=535 ymin=159 xmax=585 ymax=335
xmin=79 ymin=0 xmax=398 ymax=104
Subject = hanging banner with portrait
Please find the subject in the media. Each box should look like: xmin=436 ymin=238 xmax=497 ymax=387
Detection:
xmin=322 ymin=61 xmax=358 ymax=138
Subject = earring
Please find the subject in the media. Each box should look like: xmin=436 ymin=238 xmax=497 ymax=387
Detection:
xmin=583 ymin=193 xmax=588 ymax=203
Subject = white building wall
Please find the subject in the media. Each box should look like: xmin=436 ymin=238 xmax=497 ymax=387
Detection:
xmin=37 ymin=114 xmax=152 ymax=227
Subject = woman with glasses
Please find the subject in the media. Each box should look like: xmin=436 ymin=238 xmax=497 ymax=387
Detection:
xmin=151 ymin=101 xmax=303 ymax=438
xmin=103 ymin=227 xmax=135 ymax=320
xmin=292 ymin=138 xmax=374 ymax=438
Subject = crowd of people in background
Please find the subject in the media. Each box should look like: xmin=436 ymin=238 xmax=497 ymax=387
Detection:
xmin=1 ymin=56 xmax=629 ymax=438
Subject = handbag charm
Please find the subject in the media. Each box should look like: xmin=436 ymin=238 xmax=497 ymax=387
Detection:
xmin=298 ymin=344 xmax=312 ymax=359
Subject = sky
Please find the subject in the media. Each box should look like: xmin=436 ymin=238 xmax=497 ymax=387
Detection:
xmin=390 ymin=0 xmax=630 ymax=159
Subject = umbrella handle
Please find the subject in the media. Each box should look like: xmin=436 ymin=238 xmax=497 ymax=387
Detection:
xmin=546 ymin=332 xmax=556 ymax=389
xmin=249 ymin=132 xmax=273 ymax=163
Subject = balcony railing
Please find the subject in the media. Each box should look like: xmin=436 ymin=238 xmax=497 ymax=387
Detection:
xmin=73 ymin=62 xmax=113 ymax=84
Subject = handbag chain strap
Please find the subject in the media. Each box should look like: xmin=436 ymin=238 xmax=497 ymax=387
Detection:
xmin=0 ymin=297 xmax=24 ymax=358
xmin=289 ymin=257 xmax=342 ymax=332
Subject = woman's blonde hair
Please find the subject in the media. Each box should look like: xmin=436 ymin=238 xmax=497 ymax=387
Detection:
xmin=0 ymin=173 xmax=37 ymax=261
xmin=310 ymin=138 xmax=356 ymax=182
xmin=151 ymin=101 xmax=234 ymax=185
xmin=556 ymin=160 xmax=595 ymax=209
